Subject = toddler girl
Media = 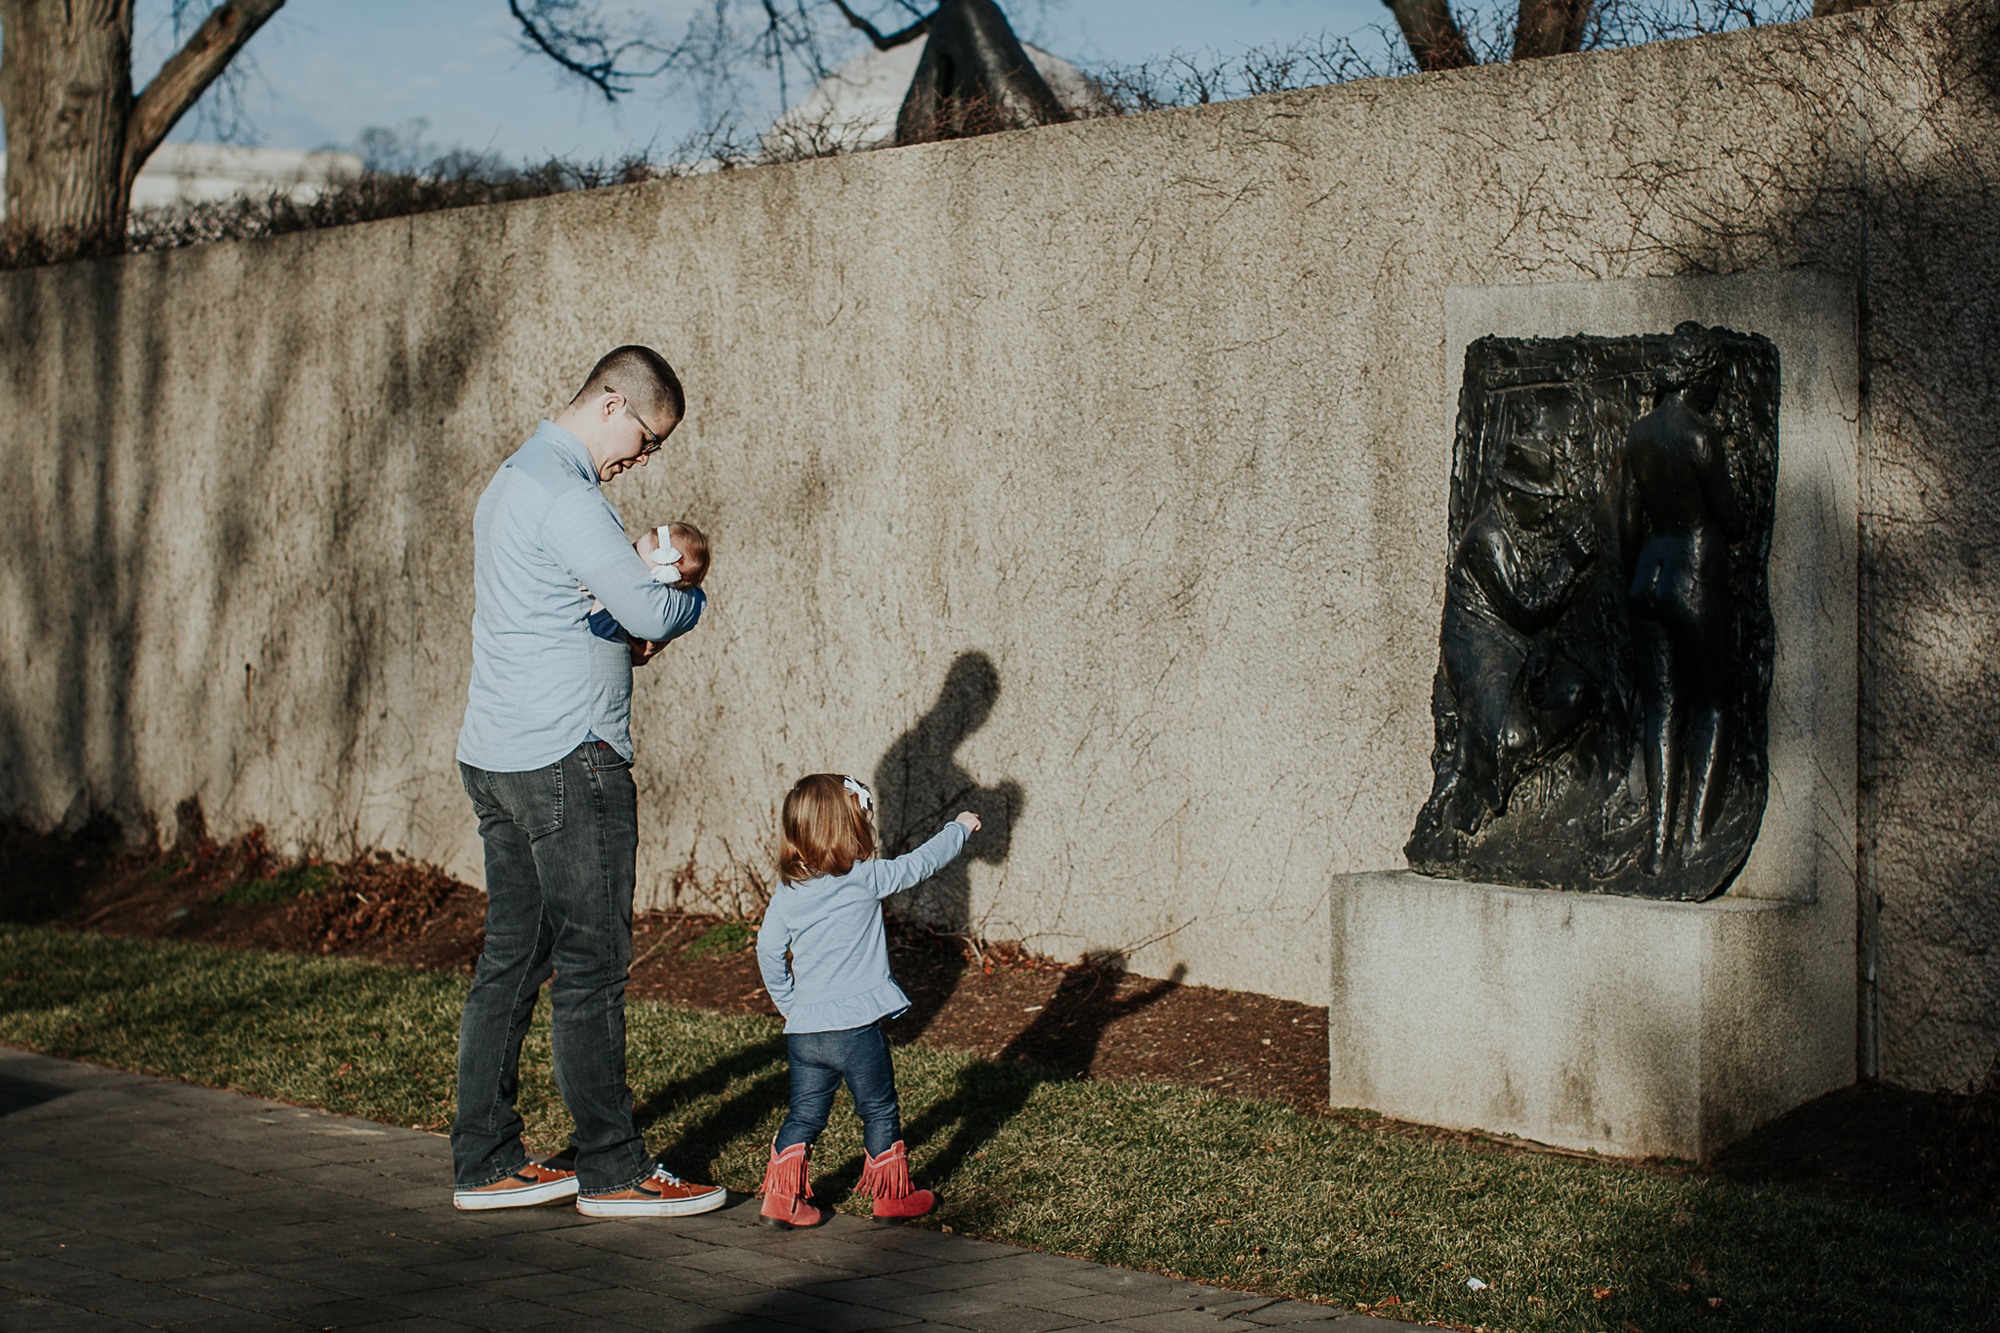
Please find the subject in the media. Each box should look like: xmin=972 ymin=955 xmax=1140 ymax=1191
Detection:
xmin=755 ymin=773 xmax=980 ymax=1229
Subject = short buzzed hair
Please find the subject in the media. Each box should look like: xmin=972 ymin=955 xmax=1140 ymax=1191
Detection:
xmin=573 ymin=345 xmax=685 ymax=425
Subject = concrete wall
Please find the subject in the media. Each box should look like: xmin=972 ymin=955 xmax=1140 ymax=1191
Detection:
xmin=2 ymin=2 xmax=1996 ymax=1093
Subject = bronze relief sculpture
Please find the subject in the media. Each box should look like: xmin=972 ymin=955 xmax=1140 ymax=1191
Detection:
xmin=1405 ymin=322 xmax=1778 ymax=901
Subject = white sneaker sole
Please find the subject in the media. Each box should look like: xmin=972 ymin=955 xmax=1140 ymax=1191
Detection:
xmin=576 ymin=1185 xmax=728 ymax=1218
xmin=453 ymin=1177 xmax=580 ymax=1210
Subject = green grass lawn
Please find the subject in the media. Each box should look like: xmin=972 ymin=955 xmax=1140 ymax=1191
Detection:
xmin=3 ymin=924 xmax=1992 ymax=1331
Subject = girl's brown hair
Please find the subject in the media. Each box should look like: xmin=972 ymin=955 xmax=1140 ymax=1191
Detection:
xmin=779 ymin=773 xmax=876 ymax=883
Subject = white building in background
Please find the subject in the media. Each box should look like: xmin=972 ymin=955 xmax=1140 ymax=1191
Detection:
xmin=0 ymin=143 xmax=362 ymax=219
xmin=762 ymin=41 xmax=1108 ymax=159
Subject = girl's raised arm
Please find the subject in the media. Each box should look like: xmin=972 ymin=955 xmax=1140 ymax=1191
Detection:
xmin=868 ymin=820 xmax=973 ymax=900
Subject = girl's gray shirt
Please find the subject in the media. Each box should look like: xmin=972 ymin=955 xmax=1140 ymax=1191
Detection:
xmin=756 ymin=822 xmax=970 ymax=1034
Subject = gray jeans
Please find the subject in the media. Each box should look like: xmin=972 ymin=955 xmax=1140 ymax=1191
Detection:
xmin=453 ymin=742 xmax=651 ymax=1195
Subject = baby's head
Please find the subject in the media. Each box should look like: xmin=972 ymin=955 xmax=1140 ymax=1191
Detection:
xmin=778 ymin=774 xmax=876 ymax=884
xmin=639 ymin=521 xmax=710 ymax=590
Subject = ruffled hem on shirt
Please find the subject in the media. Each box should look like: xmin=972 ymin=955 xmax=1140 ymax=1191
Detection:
xmin=783 ymin=980 xmax=912 ymax=1034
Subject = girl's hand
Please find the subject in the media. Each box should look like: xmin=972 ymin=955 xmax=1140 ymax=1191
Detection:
xmin=954 ymin=812 xmax=982 ymax=833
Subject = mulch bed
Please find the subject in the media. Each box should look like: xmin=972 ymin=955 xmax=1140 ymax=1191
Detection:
xmin=6 ymin=814 xmax=1996 ymax=1222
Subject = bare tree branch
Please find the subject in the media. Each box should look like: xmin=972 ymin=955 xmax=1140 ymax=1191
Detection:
xmin=829 ymin=0 xmax=933 ymax=52
xmin=509 ymin=0 xmax=689 ymax=101
xmin=123 ymin=0 xmax=287 ymax=192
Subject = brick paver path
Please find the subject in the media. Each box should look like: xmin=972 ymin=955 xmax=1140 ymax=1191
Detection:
xmin=1 ymin=1049 xmax=1373 ymax=1332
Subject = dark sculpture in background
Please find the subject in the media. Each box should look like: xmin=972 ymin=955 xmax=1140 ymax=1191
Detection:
xmin=1404 ymin=322 xmax=1779 ymax=901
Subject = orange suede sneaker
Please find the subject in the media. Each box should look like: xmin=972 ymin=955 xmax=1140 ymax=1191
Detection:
xmin=576 ymin=1165 xmax=727 ymax=1218
xmin=452 ymin=1161 xmax=579 ymax=1211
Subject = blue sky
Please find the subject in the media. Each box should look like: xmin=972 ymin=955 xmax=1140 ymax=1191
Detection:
xmin=129 ymin=0 xmax=1396 ymax=166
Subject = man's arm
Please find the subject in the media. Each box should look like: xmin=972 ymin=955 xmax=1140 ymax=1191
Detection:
xmin=543 ymin=491 xmax=705 ymax=644
xmin=1464 ymin=521 xmax=1589 ymax=632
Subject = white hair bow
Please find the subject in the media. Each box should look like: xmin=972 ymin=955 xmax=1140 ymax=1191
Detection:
xmin=646 ymin=534 xmax=683 ymax=585
xmin=843 ymin=776 xmax=872 ymax=811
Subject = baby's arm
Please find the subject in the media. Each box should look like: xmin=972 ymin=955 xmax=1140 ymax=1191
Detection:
xmin=868 ymin=818 xmax=977 ymax=901
xmin=755 ymin=903 xmax=795 ymax=1015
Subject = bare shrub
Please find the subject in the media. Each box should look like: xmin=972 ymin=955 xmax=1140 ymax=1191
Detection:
xmin=1090 ymin=0 xmax=1810 ymax=114
xmin=0 ymin=119 xmax=766 ymax=270
xmin=665 ymin=822 xmax=778 ymax=923
xmin=121 ymin=151 xmax=663 ymax=256
xmin=284 ymin=849 xmax=464 ymax=955
xmin=760 ymin=106 xmax=892 ymax=162
xmin=1091 ymin=33 xmax=1410 ymax=113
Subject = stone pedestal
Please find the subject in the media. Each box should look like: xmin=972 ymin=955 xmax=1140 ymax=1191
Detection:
xmin=1328 ymin=271 xmax=1858 ymax=1161
xmin=1328 ymin=871 xmax=1851 ymax=1160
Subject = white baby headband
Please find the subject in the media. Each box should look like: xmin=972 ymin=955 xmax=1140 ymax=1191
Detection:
xmin=646 ymin=528 xmax=684 ymax=584
xmin=843 ymin=776 xmax=872 ymax=811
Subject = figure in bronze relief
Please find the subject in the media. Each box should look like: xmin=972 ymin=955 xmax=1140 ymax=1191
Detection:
xmin=1419 ymin=395 xmax=1598 ymax=840
xmin=1622 ymin=336 xmax=1750 ymax=877
xmin=1405 ymin=322 xmax=1778 ymax=902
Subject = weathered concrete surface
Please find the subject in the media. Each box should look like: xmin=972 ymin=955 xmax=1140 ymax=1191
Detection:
xmin=1329 ymin=874 xmax=1848 ymax=1160
xmin=1 ymin=3 xmax=1996 ymax=1099
xmin=1848 ymin=5 xmax=2000 ymax=1094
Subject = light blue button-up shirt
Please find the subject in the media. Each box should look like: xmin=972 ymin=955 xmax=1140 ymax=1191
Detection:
xmin=756 ymin=822 xmax=971 ymax=1033
xmin=456 ymin=420 xmax=704 ymax=772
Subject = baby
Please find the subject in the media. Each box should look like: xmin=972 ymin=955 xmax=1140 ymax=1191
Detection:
xmin=587 ymin=520 xmax=710 ymax=644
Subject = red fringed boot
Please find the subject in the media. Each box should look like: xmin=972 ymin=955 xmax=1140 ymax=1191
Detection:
xmin=758 ymin=1141 xmax=822 ymax=1230
xmin=858 ymin=1140 xmax=935 ymax=1221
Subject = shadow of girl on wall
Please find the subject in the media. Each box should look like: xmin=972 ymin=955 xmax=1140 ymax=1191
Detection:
xmin=872 ymin=651 xmax=1023 ymax=1044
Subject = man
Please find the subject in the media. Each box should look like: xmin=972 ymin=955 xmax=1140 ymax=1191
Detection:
xmin=451 ymin=346 xmax=724 ymax=1217
xmin=1409 ymin=394 xmax=1597 ymax=847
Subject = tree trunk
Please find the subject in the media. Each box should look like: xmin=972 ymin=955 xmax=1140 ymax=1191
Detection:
xmin=895 ymin=0 xmax=1069 ymax=145
xmin=1513 ymin=0 xmax=1591 ymax=60
xmin=0 ymin=0 xmax=137 ymax=262
xmin=1381 ymin=0 xmax=1478 ymax=71
xmin=123 ymin=0 xmax=286 ymax=189
xmin=1 ymin=0 xmax=284 ymax=265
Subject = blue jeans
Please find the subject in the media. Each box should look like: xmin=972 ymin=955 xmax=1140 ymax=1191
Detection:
xmin=775 ymin=1023 xmax=904 ymax=1158
xmin=454 ymin=742 xmax=652 ymax=1195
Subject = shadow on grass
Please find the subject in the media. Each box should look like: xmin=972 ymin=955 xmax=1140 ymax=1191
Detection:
xmin=618 ymin=1034 xmax=790 ymax=1177
xmin=895 ymin=961 xmax=1189 ymax=1195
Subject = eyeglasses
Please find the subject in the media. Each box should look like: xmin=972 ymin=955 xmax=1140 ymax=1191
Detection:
xmin=624 ymin=403 xmax=668 ymax=458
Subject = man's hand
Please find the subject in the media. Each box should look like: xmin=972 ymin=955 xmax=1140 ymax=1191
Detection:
xmin=954 ymin=812 xmax=982 ymax=833
xmin=1558 ymin=514 xmax=1597 ymax=568
xmin=630 ymin=638 xmax=667 ymax=668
